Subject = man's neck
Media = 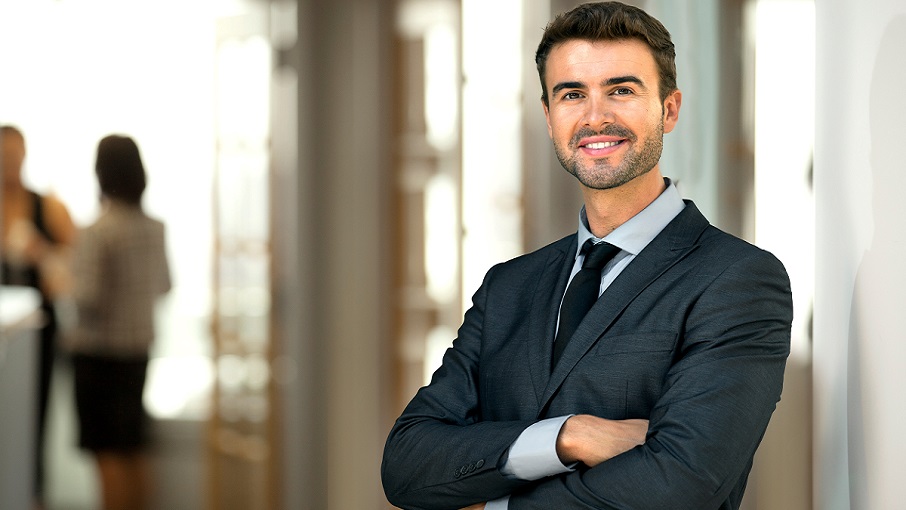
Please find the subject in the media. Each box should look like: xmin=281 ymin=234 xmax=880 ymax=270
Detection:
xmin=581 ymin=169 xmax=667 ymax=239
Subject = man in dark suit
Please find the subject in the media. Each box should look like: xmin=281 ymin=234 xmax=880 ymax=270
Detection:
xmin=382 ymin=3 xmax=793 ymax=509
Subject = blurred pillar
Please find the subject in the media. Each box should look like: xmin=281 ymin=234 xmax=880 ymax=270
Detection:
xmin=290 ymin=0 xmax=397 ymax=509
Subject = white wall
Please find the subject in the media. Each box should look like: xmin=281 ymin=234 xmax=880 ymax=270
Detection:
xmin=814 ymin=1 xmax=906 ymax=509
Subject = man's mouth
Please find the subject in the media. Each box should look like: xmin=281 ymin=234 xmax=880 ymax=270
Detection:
xmin=582 ymin=140 xmax=623 ymax=149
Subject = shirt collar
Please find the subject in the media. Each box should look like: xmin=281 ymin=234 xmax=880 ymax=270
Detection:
xmin=576 ymin=177 xmax=685 ymax=259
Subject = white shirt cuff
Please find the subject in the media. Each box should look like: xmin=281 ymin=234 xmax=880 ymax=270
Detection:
xmin=500 ymin=415 xmax=575 ymax=480
xmin=485 ymin=495 xmax=510 ymax=509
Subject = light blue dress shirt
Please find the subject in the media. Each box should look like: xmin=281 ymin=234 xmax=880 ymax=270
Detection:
xmin=486 ymin=179 xmax=685 ymax=509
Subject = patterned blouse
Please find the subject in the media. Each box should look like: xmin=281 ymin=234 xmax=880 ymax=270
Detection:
xmin=70 ymin=201 xmax=171 ymax=356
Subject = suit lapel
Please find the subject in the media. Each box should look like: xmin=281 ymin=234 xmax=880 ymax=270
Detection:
xmin=525 ymin=236 xmax=575 ymax=406
xmin=538 ymin=202 xmax=710 ymax=416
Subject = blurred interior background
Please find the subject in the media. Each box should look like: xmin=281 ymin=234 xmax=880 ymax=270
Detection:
xmin=0 ymin=0 xmax=901 ymax=508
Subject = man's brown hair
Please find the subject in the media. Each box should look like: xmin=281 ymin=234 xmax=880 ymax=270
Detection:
xmin=535 ymin=1 xmax=677 ymax=105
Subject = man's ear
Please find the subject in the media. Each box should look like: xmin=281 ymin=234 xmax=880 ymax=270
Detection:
xmin=662 ymin=89 xmax=682 ymax=134
xmin=542 ymin=98 xmax=553 ymax=139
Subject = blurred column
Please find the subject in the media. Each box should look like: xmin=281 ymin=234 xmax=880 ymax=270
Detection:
xmin=294 ymin=0 xmax=397 ymax=508
xmin=210 ymin=3 xmax=277 ymax=509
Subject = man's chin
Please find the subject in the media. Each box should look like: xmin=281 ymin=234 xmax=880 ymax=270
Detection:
xmin=572 ymin=166 xmax=652 ymax=191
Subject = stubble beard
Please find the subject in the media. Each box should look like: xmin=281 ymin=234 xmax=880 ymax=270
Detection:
xmin=554 ymin=119 xmax=665 ymax=190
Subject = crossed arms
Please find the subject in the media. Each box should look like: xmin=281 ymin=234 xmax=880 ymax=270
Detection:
xmin=382 ymin=247 xmax=793 ymax=510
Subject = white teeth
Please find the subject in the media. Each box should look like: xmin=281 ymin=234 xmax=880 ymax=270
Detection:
xmin=585 ymin=141 xmax=621 ymax=149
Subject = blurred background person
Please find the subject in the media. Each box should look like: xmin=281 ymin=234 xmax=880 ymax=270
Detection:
xmin=1 ymin=124 xmax=77 ymax=510
xmin=68 ymin=134 xmax=171 ymax=510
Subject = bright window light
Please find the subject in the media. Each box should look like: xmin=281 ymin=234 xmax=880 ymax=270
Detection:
xmin=753 ymin=0 xmax=816 ymax=361
xmin=0 ymin=0 xmax=221 ymax=419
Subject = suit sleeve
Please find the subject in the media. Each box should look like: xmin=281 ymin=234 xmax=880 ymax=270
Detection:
xmin=382 ymin=265 xmax=538 ymax=510
xmin=507 ymin=250 xmax=793 ymax=509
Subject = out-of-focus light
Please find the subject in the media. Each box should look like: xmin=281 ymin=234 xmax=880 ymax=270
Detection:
xmin=144 ymin=355 xmax=214 ymax=420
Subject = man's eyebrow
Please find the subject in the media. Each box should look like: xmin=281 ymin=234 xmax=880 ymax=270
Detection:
xmin=551 ymin=81 xmax=584 ymax=96
xmin=551 ymin=76 xmax=648 ymax=97
xmin=604 ymin=75 xmax=646 ymax=88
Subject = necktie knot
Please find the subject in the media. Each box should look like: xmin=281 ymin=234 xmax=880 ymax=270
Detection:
xmin=581 ymin=240 xmax=620 ymax=270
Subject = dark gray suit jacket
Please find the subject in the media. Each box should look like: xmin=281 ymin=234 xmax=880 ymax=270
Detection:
xmin=382 ymin=201 xmax=793 ymax=510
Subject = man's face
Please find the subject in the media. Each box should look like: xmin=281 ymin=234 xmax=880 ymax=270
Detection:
xmin=542 ymin=38 xmax=680 ymax=190
xmin=1 ymin=133 xmax=25 ymax=188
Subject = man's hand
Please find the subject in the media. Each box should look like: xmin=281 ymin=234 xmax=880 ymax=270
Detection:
xmin=460 ymin=504 xmax=486 ymax=510
xmin=556 ymin=415 xmax=648 ymax=467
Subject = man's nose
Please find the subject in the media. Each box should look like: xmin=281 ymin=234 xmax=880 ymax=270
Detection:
xmin=582 ymin=95 xmax=615 ymax=128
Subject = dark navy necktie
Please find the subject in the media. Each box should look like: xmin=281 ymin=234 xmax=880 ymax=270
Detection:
xmin=552 ymin=239 xmax=621 ymax=369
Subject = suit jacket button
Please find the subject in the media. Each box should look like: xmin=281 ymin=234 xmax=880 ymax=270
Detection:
xmin=476 ymin=459 xmax=485 ymax=469
xmin=467 ymin=463 xmax=476 ymax=473
xmin=454 ymin=469 xmax=461 ymax=478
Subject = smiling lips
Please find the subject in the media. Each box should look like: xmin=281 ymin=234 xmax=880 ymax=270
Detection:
xmin=579 ymin=137 xmax=626 ymax=154
xmin=584 ymin=140 xmax=623 ymax=149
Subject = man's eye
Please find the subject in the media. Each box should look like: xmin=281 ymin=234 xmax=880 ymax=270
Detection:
xmin=614 ymin=87 xmax=634 ymax=95
xmin=563 ymin=91 xmax=582 ymax=100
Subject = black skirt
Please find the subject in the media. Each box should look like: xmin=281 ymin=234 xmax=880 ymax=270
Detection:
xmin=72 ymin=353 xmax=150 ymax=452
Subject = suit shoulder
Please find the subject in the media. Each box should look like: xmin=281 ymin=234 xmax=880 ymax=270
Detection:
xmin=470 ymin=234 xmax=574 ymax=294
xmin=490 ymin=234 xmax=573 ymax=271
xmin=698 ymin=225 xmax=788 ymax=275
xmin=699 ymin=224 xmax=767 ymax=254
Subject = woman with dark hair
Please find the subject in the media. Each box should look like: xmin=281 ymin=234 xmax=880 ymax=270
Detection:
xmin=69 ymin=134 xmax=170 ymax=510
